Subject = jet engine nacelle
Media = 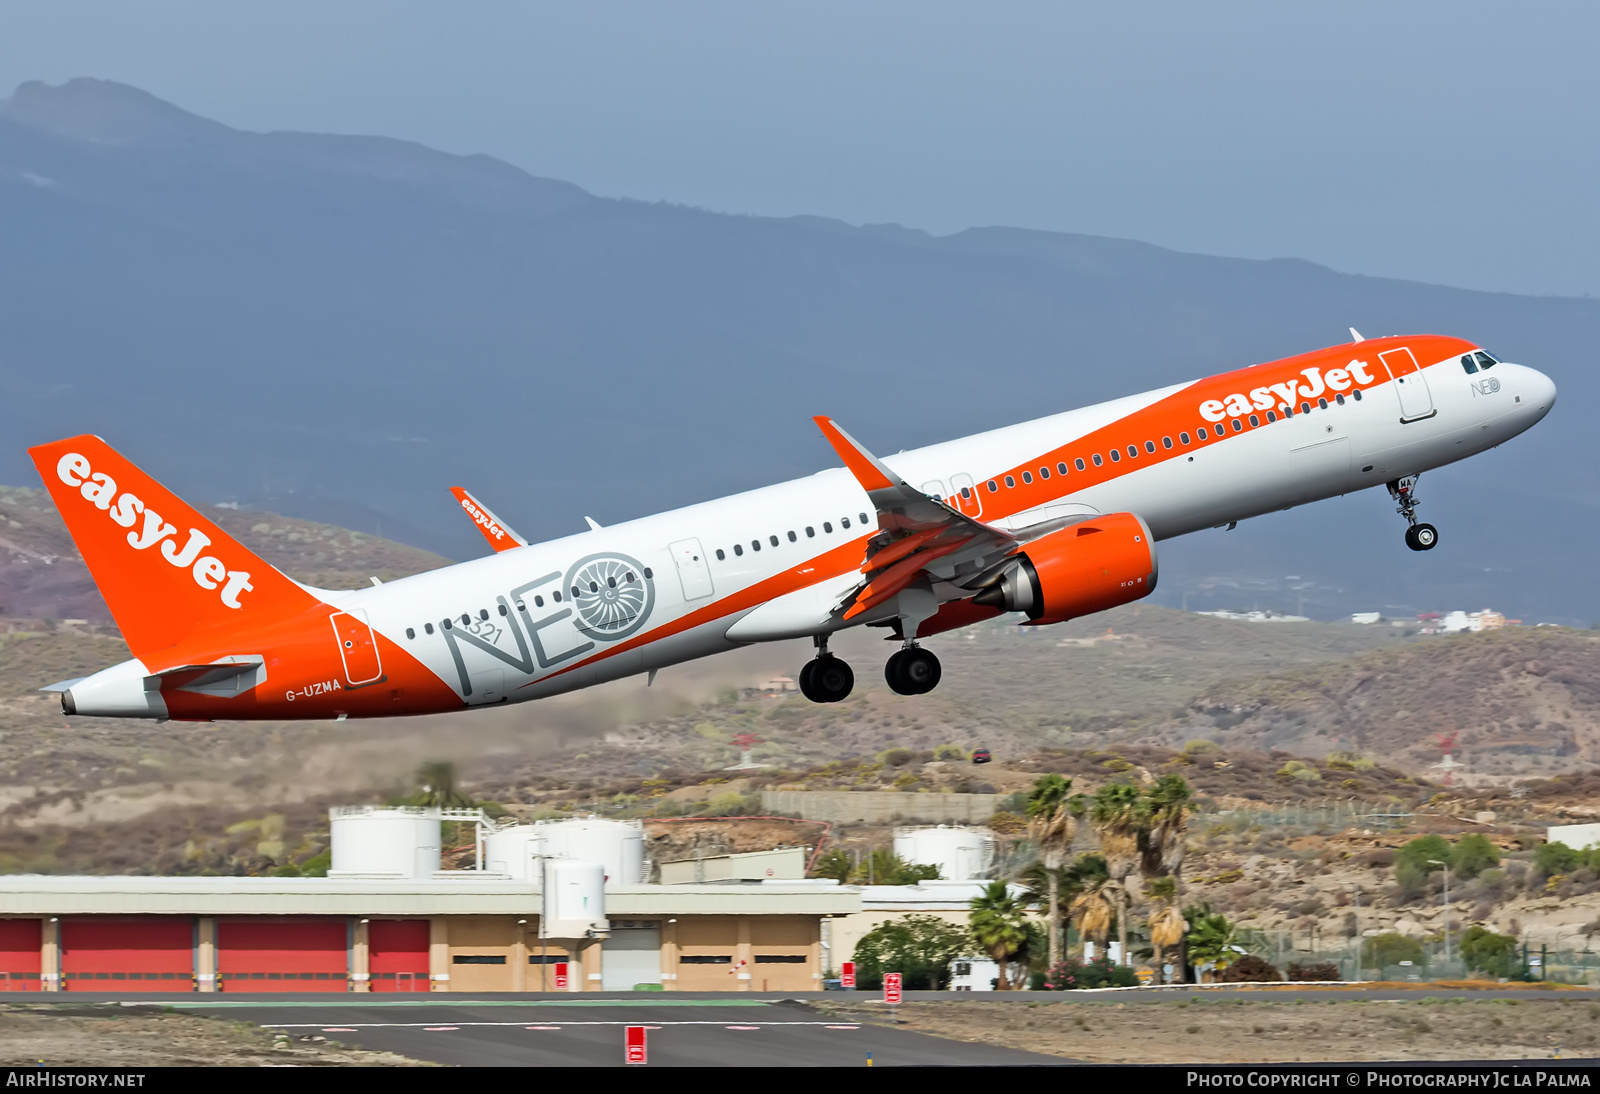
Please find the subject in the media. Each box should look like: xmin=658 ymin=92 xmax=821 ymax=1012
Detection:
xmin=972 ymin=512 xmax=1157 ymax=624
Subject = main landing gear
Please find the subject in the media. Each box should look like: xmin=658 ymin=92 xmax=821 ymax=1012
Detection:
xmin=885 ymin=645 xmax=941 ymax=696
xmin=1389 ymin=475 xmax=1438 ymax=552
xmin=799 ymin=636 xmax=854 ymax=703
xmin=798 ymin=637 xmax=944 ymax=702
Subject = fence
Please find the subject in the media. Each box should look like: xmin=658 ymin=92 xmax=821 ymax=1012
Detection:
xmin=1196 ymin=800 xmax=1420 ymax=836
xmin=760 ymin=790 xmax=1002 ymax=825
xmin=1199 ymin=932 xmax=1600 ymax=986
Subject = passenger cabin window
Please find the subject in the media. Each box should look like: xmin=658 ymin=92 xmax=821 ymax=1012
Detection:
xmin=1301 ymin=402 xmax=1312 ymax=414
xmin=1162 ymin=437 xmax=1173 ymax=449
xmin=442 ymin=618 xmax=452 ymax=630
xmin=770 ymin=535 xmax=779 ymax=547
xmin=498 ymin=604 xmax=508 ymax=616
xmin=1057 ymin=462 xmax=1069 ymax=475
xmin=987 ymin=481 xmax=997 ymax=492
xmin=1179 ymin=432 xmax=1190 ymax=444
xmin=734 ymin=544 xmax=744 ymax=556
xmin=1039 ymin=466 xmax=1050 ymax=479
xmin=840 ymin=517 xmax=850 ymax=529
xmin=1249 ymin=414 xmax=1260 ymax=427
xmin=960 ymin=487 xmax=972 ymax=499
xmin=1266 ymin=410 xmax=1277 ymax=422
xmin=787 ymin=531 xmax=797 ymax=542
xmin=424 ymin=623 xmax=434 ymax=635
xmin=1196 ymin=428 xmax=1207 ymax=439
xmin=1075 ymin=458 xmax=1086 ymax=471
xmin=1353 ymin=390 xmax=1362 ymax=401
xmin=1461 ymin=354 xmax=1479 ymax=374
xmin=806 ymin=526 xmax=815 ymax=537
xmin=1145 ymin=441 xmax=1156 ymax=453
xmin=1092 ymin=454 xmax=1103 ymax=466
xmin=1317 ymin=398 xmax=1327 ymax=410
xmin=406 ymin=627 xmax=415 ymax=640
xmin=534 ymin=595 xmax=544 ymax=607
xmin=553 ymin=591 xmax=562 ymax=602
xmin=1109 ymin=450 xmax=1121 ymax=462
xmin=716 ymin=549 xmax=725 ymax=560
xmin=1127 ymin=445 xmax=1138 ymax=458
xmin=1004 ymin=475 xmax=1015 ymax=488
xmin=1231 ymin=419 xmax=1243 ymax=432
xmin=1021 ymin=471 xmax=1032 ymax=484
xmin=1334 ymin=394 xmax=1344 ymax=405
xmin=823 ymin=522 xmax=833 ymax=532
xmin=751 ymin=540 xmax=761 ymax=551
xmin=859 ymin=512 xmax=869 ymax=524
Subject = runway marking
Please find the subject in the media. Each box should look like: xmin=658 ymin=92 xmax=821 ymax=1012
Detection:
xmin=158 ymin=998 xmax=770 ymax=1009
xmin=321 ymin=1028 xmax=359 ymax=1032
xmin=266 ymin=1020 xmax=861 ymax=1029
xmin=424 ymin=1026 xmax=459 ymax=1031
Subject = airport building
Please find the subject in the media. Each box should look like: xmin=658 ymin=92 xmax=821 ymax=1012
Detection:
xmin=0 ymin=809 xmax=858 ymax=993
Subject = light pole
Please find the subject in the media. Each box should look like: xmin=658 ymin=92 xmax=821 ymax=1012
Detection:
xmin=1428 ymin=859 xmax=1451 ymax=964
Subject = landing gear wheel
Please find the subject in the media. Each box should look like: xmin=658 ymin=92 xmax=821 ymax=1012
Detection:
xmin=885 ymin=647 xmax=942 ymax=696
xmin=1405 ymin=523 xmax=1438 ymax=552
xmin=801 ymin=657 xmax=854 ymax=703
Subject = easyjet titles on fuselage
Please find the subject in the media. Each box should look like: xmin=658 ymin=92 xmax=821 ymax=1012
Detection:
xmin=1199 ymin=360 xmax=1377 ymax=423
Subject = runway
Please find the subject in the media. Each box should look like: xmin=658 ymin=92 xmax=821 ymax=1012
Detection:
xmin=165 ymin=996 xmax=1063 ymax=1067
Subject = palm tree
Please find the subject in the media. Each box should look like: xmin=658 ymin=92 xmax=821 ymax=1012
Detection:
xmin=1090 ymin=782 xmax=1142 ymax=964
xmin=413 ymin=761 xmax=474 ymax=808
xmin=1145 ymin=875 xmax=1188 ymax=981
xmin=1025 ymin=774 xmax=1081 ymax=969
xmin=969 ymin=880 xmax=1030 ymax=990
xmin=1064 ymin=854 xmax=1117 ymax=958
xmin=1135 ymin=774 xmax=1193 ymax=979
xmin=1183 ymin=903 xmax=1239 ymax=982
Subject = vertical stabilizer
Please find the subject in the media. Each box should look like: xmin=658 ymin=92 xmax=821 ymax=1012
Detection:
xmin=28 ymin=435 xmax=318 ymax=660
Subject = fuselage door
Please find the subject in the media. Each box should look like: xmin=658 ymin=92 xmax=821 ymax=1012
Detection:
xmin=668 ymin=538 xmax=715 ymax=601
xmin=1379 ymin=347 xmax=1436 ymax=422
xmin=948 ymin=473 xmax=981 ymax=518
xmin=330 ymin=609 xmax=384 ymax=686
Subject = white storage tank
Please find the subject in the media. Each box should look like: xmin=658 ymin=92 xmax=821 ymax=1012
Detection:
xmin=541 ymin=858 xmax=608 ymax=939
xmin=328 ymin=806 xmax=441 ymax=879
xmin=483 ymin=824 xmax=545 ymax=881
xmin=534 ymin=817 xmax=645 ymax=885
xmin=893 ymin=825 xmax=995 ymax=881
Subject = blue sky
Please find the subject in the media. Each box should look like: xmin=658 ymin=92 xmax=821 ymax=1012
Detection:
xmin=5 ymin=1 xmax=1597 ymax=297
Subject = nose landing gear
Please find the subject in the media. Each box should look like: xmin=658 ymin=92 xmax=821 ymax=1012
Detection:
xmin=1388 ymin=475 xmax=1438 ymax=552
xmin=799 ymin=635 xmax=854 ymax=703
xmin=885 ymin=645 xmax=942 ymax=696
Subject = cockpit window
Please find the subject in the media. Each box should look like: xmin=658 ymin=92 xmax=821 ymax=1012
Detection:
xmin=1474 ymin=351 xmax=1497 ymax=370
xmin=1461 ymin=355 xmax=1478 ymax=374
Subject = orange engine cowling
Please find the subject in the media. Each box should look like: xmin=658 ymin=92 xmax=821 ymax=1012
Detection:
xmin=972 ymin=512 xmax=1157 ymax=624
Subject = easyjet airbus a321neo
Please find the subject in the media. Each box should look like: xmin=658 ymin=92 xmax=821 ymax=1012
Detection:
xmin=33 ymin=332 xmax=1554 ymax=722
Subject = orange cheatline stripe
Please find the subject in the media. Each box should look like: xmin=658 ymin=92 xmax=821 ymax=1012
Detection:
xmin=522 ymin=534 xmax=875 ymax=687
xmin=969 ymin=333 xmax=1474 ymax=528
xmin=843 ymin=540 xmax=966 ymax=621
xmin=812 ymin=416 xmax=897 ymax=493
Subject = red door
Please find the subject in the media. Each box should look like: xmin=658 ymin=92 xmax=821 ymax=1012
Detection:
xmin=0 ymin=920 xmax=41 ymax=991
xmin=368 ymin=920 xmax=430 ymax=993
xmin=62 ymin=917 xmax=192 ymax=991
xmin=329 ymin=611 xmax=383 ymax=685
xmin=219 ymin=918 xmax=348 ymax=992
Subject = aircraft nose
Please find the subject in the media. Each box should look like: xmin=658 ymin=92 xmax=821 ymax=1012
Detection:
xmin=1527 ymin=367 xmax=1557 ymax=412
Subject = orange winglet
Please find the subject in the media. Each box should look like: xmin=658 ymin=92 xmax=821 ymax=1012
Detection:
xmin=842 ymin=540 xmax=965 ymax=621
xmin=812 ymin=417 xmax=898 ymax=493
xmin=450 ymin=487 xmax=527 ymax=553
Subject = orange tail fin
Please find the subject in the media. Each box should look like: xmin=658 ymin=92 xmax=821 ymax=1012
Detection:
xmin=29 ymin=435 xmax=318 ymax=660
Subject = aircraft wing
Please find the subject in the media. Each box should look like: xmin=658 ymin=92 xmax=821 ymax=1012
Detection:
xmin=812 ymin=417 xmax=1020 ymax=621
xmin=449 ymin=487 xmax=528 ymax=553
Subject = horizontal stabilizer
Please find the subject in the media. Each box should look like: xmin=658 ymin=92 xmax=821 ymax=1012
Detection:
xmin=38 ymin=677 xmax=85 ymax=694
